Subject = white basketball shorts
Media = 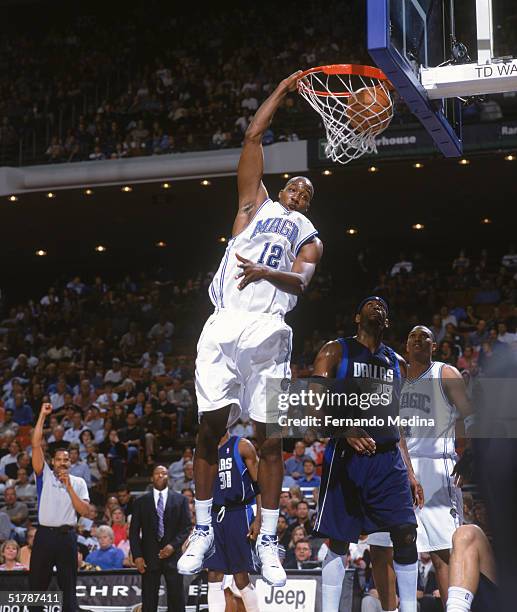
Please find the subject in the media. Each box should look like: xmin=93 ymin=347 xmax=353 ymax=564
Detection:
xmin=195 ymin=308 xmax=292 ymax=425
xmin=367 ymin=455 xmax=463 ymax=552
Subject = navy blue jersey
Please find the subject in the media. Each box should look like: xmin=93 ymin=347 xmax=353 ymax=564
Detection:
xmin=335 ymin=337 xmax=402 ymax=443
xmin=213 ymin=435 xmax=256 ymax=506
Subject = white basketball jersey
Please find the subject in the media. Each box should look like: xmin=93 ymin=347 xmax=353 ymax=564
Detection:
xmin=209 ymin=198 xmax=318 ymax=316
xmin=400 ymin=361 xmax=457 ymax=458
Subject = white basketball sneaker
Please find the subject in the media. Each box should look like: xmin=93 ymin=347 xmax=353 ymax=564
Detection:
xmin=256 ymin=534 xmax=287 ymax=586
xmin=177 ymin=525 xmax=214 ymax=575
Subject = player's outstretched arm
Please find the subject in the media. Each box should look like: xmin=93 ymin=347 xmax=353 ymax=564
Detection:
xmin=31 ymin=402 xmax=52 ymax=476
xmin=233 ymin=71 xmax=302 ymax=236
xmin=235 ymin=237 xmax=323 ymax=295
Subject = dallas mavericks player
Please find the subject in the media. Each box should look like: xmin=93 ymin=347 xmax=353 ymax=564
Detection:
xmin=312 ymin=297 xmax=422 ymax=612
xmin=206 ymin=432 xmax=260 ymax=612
xmin=178 ymin=71 xmax=323 ymax=586
xmin=369 ymin=325 xmax=472 ymax=606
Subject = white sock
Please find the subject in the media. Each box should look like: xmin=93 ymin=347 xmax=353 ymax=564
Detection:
xmin=447 ymin=586 xmax=474 ymax=611
xmin=393 ymin=561 xmax=418 ymax=612
xmin=195 ymin=497 xmax=212 ymax=526
xmin=240 ymin=583 xmax=260 ymax=612
xmin=207 ymin=581 xmax=226 ymax=611
xmin=322 ymin=549 xmax=347 ymax=612
xmin=259 ymin=508 xmax=279 ymax=536
xmin=382 ymin=609 xmax=398 ymax=612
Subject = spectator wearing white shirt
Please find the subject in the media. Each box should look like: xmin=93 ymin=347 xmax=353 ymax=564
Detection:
xmin=140 ymin=343 xmax=164 ymax=369
xmin=439 ymin=305 xmax=458 ymax=328
xmin=68 ymin=446 xmax=92 ymax=488
xmin=84 ymin=405 xmax=105 ymax=434
xmin=104 ymin=358 xmax=123 ymax=384
xmin=97 ymin=382 xmax=119 ymax=410
xmin=50 ymin=381 xmax=68 ymax=412
xmin=167 ymin=378 xmax=192 ymax=436
xmin=148 ymin=353 xmax=166 ymax=377
xmin=66 ymin=276 xmax=86 ymax=295
xmin=15 ymin=468 xmax=37 ymax=501
xmin=0 ymin=441 xmax=21 ymax=482
xmin=63 ymin=412 xmax=85 ymax=444
xmin=497 ymin=322 xmax=517 ymax=348
xmin=241 ymin=94 xmax=258 ymax=110
xmin=390 ymin=253 xmax=413 ymax=277
xmin=40 ymin=287 xmax=59 ymax=307
xmin=47 ymin=336 xmax=72 ymax=361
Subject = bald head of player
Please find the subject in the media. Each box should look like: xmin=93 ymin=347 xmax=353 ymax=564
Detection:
xmin=406 ymin=325 xmax=437 ymax=364
xmin=278 ymin=176 xmax=314 ymax=214
xmin=354 ymin=296 xmax=389 ymax=334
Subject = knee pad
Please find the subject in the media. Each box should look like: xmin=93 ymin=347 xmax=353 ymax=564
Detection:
xmin=328 ymin=539 xmax=349 ymax=556
xmin=390 ymin=523 xmax=417 ymax=565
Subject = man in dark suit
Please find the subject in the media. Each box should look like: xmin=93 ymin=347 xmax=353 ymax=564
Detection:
xmin=129 ymin=465 xmax=191 ymax=611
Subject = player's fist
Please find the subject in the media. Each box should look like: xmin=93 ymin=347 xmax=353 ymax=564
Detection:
xmin=40 ymin=402 xmax=53 ymax=417
xmin=57 ymin=470 xmax=71 ymax=490
xmin=135 ymin=557 xmax=146 ymax=574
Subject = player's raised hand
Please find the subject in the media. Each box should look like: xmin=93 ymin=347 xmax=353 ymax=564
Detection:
xmin=345 ymin=427 xmax=376 ymax=455
xmin=280 ymin=70 xmax=304 ymax=93
xmin=235 ymin=253 xmax=268 ymax=290
xmin=40 ymin=402 xmax=53 ymax=417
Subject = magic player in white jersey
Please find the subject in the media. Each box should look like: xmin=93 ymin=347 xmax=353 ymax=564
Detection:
xmin=368 ymin=325 xmax=473 ymax=608
xmin=178 ymin=71 xmax=323 ymax=586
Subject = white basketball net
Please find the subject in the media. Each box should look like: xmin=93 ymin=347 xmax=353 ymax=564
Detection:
xmin=298 ymin=69 xmax=394 ymax=164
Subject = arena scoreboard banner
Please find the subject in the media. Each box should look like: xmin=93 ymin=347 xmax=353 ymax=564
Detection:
xmin=308 ymin=119 xmax=517 ymax=166
xmin=0 ymin=569 xmax=363 ymax=612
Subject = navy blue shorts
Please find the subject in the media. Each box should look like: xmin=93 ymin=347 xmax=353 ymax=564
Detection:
xmin=472 ymin=573 xmax=499 ymax=612
xmin=206 ymin=505 xmax=257 ymax=574
xmin=314 ymin=439 xmax=416 ymax=543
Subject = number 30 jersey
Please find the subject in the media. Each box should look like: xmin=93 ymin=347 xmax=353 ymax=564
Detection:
xmin=209 ymin=198 xmax=318 ymax=316
xmin=214 ymin=435 xmax=255 ymax=507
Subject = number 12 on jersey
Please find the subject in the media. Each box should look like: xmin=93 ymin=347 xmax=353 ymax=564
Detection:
xmin=257 ymin=242 xmax=284 ymax=269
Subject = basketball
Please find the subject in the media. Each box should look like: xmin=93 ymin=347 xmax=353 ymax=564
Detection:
xmin=345 ymin=85 xmax=392 ymax=135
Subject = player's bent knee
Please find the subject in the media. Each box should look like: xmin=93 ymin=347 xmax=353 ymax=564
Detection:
xmin=390 ymin=523 xmax=417 ymax=565
xmin=328 ymin=539 xmax=349 ymax=556
xmin=234 ymin=572 xmax=250 ymax=590
xmin=259 ymin=436 xmax=282 ymax=459
xmin=452 ymin=524 xmax=480 ymax=550
xmin=198 ymin=408 xmax=231 ymax=440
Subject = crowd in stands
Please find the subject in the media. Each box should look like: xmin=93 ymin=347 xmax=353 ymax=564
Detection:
xmin=0 ymin=244 xmax=514 ymax=612
xmin=2 ymin=1 xmax=517 ymax=166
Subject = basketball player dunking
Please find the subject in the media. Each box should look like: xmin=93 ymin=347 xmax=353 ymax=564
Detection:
xmin=368 ymin=325 xmax=473 ymax=606
xmin=312 ymin=297 xmax=423 ymax=612
xmin=178 ymin=71 xmax=323 ymax=586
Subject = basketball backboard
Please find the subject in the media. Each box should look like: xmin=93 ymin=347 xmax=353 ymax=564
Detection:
xmin=367 ymin=0 xmax=517 ymax=157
